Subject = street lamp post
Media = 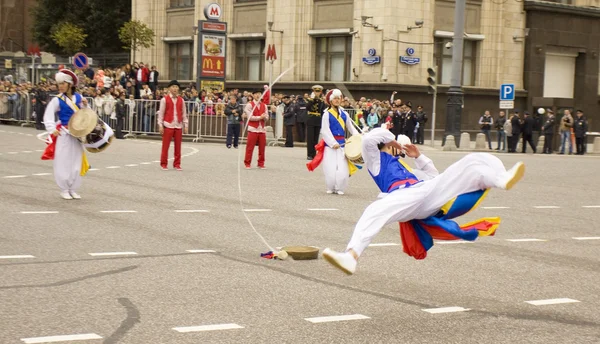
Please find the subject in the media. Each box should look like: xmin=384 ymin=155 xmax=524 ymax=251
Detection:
xmin=444 ymin=0 xmax=466 ymax=146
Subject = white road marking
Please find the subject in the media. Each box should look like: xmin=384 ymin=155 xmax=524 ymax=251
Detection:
xmin=140 ymin=162 xmax=152 ymax=165
xmin=582 ymin=205 xmax=600 ymax=208
xmin=422 ymin=307 xmax=471 ymax=314
xmin=0 ymin=255 xmax=36 ymax=259
xmin=369 ymin=243 xmax=400 ymax=247
xmin=22 ymin=150 xmax=32 ymax=153
xmin=88 ymin=252 xmax=138 ymax=257
xmin=32 ymin=173 xmax=51 ymax=176
xmin=35 ymin=149 xmax=43 ymax=152
xmin=99 ymin=210 xmax=137 ymax=213
xmin=26 ymin=134 xmax=33 ymax=137
xmin=125 ymin=164 xmax=138 ymax=167
xmin=243 ymin=209 xmax=272 ymax=212
xmin=88 ymin=168 xmax=99 ymax=171
xmin=525 ymin=298 xmax=580 ymax=306
xmin=20 ymin=211 xmax=59 ymax=214
xmin=21 ymin=333 xmax=102 ymax=343
xmin=533 ymin=206 xmax=560 ymax=209
xmin=175 ymin=210 xmax=209 ymax=213
xmin=106 ymin=166 xmax=121 ymax=169
xmin=187 ymin=249 xmax=216 ymax=253
xmin=572 ymin=237 xmax=600 ymax=240
xmin=172 ymin=324 xmax=244 ymax=333
xmin=482 ymin=206 xmax=510 ymax=209
xmin=506 ymin=239 xmax=547 ymax=242
xmin=304 ymin=314 xmax=371 ymax=323
xmin=3 ymin=175 xmax=27 ymax=179
xmin=307 ymin=208 xmax=339 ymax=211
xmin=435 ymin=241 xmax=474 ymax=245
xmin=153 ymin=160 xmax=160 ymax=163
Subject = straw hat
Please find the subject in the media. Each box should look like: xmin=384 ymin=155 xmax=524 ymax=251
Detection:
xmin=281 ymin=246 xmax=320 ymax=260
xmin=68 ymin=108 xmax=98 ymax=138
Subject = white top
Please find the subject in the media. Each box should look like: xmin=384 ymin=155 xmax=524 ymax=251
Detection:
xmin=361 ymin=128 xmax=438 ymax=179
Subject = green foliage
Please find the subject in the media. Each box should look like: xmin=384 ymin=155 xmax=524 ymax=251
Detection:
xmin=51 ymin=22 xmax=87 ymax=55
xmin=30 ymin=0 xmax=132 ymax=55
xmin=118 ymin=20 xmax=155 ymax=62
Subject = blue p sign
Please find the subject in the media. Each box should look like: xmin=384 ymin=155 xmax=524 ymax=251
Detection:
xmin=500 ymin=84 xmax=515 ymax=101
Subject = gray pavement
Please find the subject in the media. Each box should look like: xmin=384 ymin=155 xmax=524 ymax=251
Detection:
xmin=1 ymin=124 xmax=599 ymax=344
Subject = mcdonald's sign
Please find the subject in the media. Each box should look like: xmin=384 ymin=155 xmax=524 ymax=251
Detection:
xmin=266 ymin=44 xmax=277 ymax=62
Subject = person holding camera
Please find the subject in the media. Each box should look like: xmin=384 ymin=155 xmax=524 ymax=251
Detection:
xmin=224 ymin=95 xmax=243 ymax=149
xmin=478 ymin=110 xmax=493 ymax=150
xmin=559 ymin=109 xmax=574 ymax=155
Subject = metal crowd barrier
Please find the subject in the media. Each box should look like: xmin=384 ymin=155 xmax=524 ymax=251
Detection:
xmin=0 ymin=91 xmax=32 ymax=125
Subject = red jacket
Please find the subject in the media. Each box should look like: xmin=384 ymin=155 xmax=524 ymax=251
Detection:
xmin=164 ymin=96 xmax=184 ymax=123
xmin=137 ymin=67 xmax=150 ymax=83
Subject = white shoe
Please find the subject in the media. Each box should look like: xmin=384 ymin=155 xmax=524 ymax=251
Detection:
xmin=326 ymin=190 xmax=334 ymax=194
xmin=336 ymin=191 xmax=345 ymax=195
xmin=501 ymin=161 xmax=525 ymax=190
xmin=69 ymin=191 xmax=81 ymax=200
xmin=322 ymin=248 xmax=357 ymax=275
xmin=60 ymin=191 xmax=73 ymax=200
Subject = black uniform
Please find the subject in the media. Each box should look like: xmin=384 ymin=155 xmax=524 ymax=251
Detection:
xmin=115 ymin=98 xmax=127 ymax=139
xmin=574 ymin=115 xmax=588 ymax=155
xmin=295 ymin=97 xmax=308 ymax=142
xmin=283 ymin=100 xmax=296 ymax=147
xmin=509 ymin=114 xmax=522 ymax=153
xmin=306 ymin=95 xmax=325 ymax=159
xmin=415 ymin=110 xmax=427 ymax=144
xmin=521 ymin=114 xmax=536 ymax=153
xmin=403 ymin=111 xmax=417 ymax=143
xmin=542 ymin=114 xmax=556 ymax=154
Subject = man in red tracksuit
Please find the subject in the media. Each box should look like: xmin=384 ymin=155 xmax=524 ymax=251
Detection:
xmin=243 ymin=90 xmax=268 ymax=169
xmin=157 ymin=80 xmax=188 ymax=170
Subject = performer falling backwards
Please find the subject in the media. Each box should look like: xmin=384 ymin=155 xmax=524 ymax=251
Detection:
xmin=307 ymin=89 xmax=360 ymax=195
xmin=42 ymin=69 xmax=90 ymax=200
xmin=323 ymin=127 xmax=525 ymax=275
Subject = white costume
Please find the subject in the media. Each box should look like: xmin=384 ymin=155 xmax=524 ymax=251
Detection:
xmin=317 ymin=89 xmax=359 ymax=194
xmin=43 ymin=70 xmax=88 ymax=199
xmin=320 ymin=106 xmax=359 ymax=194
xmin=323 ymin=128 xmax=525 ymax=274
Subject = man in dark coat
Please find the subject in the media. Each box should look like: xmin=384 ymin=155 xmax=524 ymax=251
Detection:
xmin=295 ymin=95 xmax=308 ymax=142
xmin=509 ymin=111 xmax=522 ymax=153
xmin=542 ymin=109 xmax=556 ymax=154
xmin=521 ymin=111 xmax=536 ymax=153
xmin=282 ymin=95 xmax=296 ymax=147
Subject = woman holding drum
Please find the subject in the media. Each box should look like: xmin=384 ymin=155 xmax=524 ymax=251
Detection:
xmin=42 ymin=69 xmax=94 ymax=200
xmin=307 ymin=89 xmax=360 ymax=195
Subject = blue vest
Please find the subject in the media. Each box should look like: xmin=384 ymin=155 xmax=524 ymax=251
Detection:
xmin=326 ymin=108 xmax=347 ymax=146
xmin=57 ymin=93 xmax=83 ymax=125
xmin=369 ymin=152 xmax=420 ymax=193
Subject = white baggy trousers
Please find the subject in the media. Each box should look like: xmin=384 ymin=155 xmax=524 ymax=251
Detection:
xmin=322 ymin=146 xmax=349 ymax=193
xmin=346 ymin=153 xmax=509 ymax=256
xmin=53 ymin=132 xmax=83 ymax=193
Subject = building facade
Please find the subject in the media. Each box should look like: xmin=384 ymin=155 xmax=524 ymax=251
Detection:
xmin=132 ymin=0 xmax=599 ymax=134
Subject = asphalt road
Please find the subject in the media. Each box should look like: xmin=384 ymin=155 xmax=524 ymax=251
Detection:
xmin=1 ymin=124 xmax=599 ymax=344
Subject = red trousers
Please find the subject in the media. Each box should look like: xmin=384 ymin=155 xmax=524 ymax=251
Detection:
xmin=161 ymin=127 xmax=182 ymax=168
xmin=244 ymin=132 xmax=266 ymax=167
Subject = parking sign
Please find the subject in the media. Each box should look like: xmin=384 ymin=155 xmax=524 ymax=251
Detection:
xmin=500 ymin=84 xmax=515 ymax=101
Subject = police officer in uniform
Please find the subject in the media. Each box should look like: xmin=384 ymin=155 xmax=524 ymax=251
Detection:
xmin=306 ymin=85 xmax=325 ymax=160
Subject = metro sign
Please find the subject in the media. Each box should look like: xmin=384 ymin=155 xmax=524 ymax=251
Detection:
xmin=266 ymin=44 xmax=277 ymax=62
xmin=204 ymin=3 xmax=222 ymax=21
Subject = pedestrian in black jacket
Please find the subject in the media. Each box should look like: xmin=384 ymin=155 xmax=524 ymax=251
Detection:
xmin=521 ymin=111 xmax=536 ymax=153
xmin=574 ymin=110 xmax=588 ymax=155
xmin=509 ymin=111 xmax=522 ymax=153
xmin=282 ymin=95 xmax=295 ymax=147
xmin=115 ymin=93 xmax=127 ymax=139
xmin=542 ymin=109 xmax=556 ymax=154
xmin=295 ymin=96 xmax=307 ymax=142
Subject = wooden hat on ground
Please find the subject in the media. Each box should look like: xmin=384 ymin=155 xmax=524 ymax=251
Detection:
xmin=68 ymin=108 xmax=98 ymax=138
xmin=281 ymin=246 xmax=320 ymax=260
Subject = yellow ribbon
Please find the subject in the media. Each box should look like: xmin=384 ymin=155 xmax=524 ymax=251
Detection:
xmin=80 ymin=152 xmax=90 ymax=176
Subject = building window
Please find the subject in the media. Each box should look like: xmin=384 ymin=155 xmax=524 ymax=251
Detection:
xmin=235 ymin=40 xmax=265 ymax=81
xmin=434 ymin=38 xmax=477 ymax=86
xmin=315 ymin=36 xmax=352 ymax=82
xmin=169 ymin=0 xmax=194 ymax=8
xmin=169 ymin=42 xmax=193 ymax=80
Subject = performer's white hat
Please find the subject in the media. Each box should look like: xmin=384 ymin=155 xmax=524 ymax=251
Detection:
xmin=325 ymin=89 xmax=343 ymax=105
xmin=55 ymin=69 xmax=79 ymax=87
